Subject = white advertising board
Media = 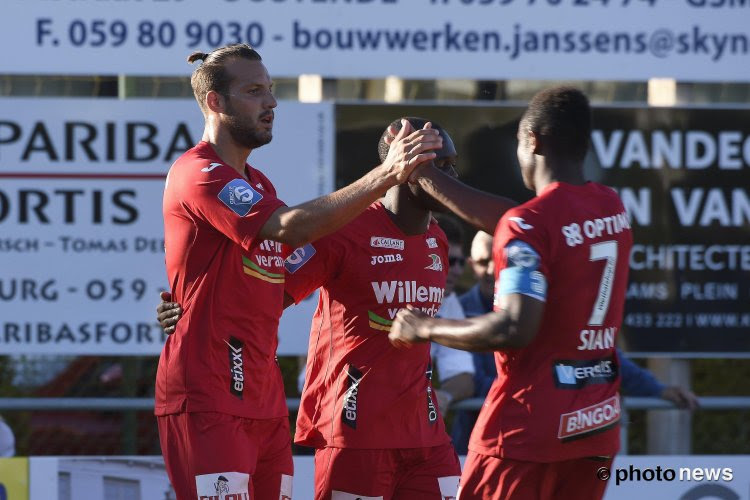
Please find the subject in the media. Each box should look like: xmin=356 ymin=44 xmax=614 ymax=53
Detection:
xmin=0 ymin=98 xmax=333 ymax=355
xmin=1 ymin=0 xmax=748 ymax=81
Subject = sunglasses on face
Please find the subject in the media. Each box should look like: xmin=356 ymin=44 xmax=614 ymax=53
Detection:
xmin=449 ymin=256 xmax=466 ymax=267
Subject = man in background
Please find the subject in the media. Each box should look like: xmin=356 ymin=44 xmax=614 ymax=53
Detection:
xmin=432 ymin=214 xmax=476 ymax=415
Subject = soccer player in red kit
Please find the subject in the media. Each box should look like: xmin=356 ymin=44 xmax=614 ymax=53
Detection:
xmin=158 ymin=44 xmax=442 ymax=500
xmin=158 ymin=117 xmax=464 ymax=499
xmin=389 ymin=87 xmax=633 ymax=500
xmin=284 ymin=118 xmax=463 ymax=499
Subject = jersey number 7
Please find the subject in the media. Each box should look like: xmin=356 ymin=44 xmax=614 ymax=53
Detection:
xmin=588 ymin=241 xmax=617 ymax=327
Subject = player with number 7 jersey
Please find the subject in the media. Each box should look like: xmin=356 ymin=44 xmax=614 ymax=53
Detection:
xmin=387 ymin=87 xmax=633 ymax=499
xmin=473 ymin=181 xmax=632 ymax=463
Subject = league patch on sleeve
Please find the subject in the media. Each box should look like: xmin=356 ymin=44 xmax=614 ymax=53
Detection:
xmin=284 ymin=243 xmax=316 ymax=273
xmin=217 ymin=178 xmax=263 ymax=216
xmin=496 ymin=240 xmax=547 ymax=302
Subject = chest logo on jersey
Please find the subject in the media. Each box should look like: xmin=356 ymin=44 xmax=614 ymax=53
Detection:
xmin=370 ymin=253 xmax=403 ymax=266
xmin=553 ymin=355 xmax=618 ymax=389
xmin=426 ymin=237 xmax=438 ymax=248
xmin=225 ymin=337 xmax=244 ymax=399
xmin=424 ymin=254 xmax=444 ymax=272
xmin=371 ymin=237 xmax=404 ymax=250
xmin=558 ymin=394 xmax=620 ymax=442
xmin=370 ymin=282 xmax=444 ymax=327
xmin=217 ymin=179 xmax=263 ymax=217
xmin=285 ymin=244 xmax=316 ymax=274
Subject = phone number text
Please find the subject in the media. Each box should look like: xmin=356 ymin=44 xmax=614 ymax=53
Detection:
xmin=37 ymin=18 xmax=267 ymax=49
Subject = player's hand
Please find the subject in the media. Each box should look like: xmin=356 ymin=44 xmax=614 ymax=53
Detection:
xmin=381 ymin=120 xmax=442 ymax=185
xmin=660 ymin=386 xmax=700 ymax=410
xmin=384 ymin=123 xmax=448 ymax=184
xmin=389 ymin=305 xmax=430 ymax=348
xmin=157 ymin=291 xmax=182 ymax=335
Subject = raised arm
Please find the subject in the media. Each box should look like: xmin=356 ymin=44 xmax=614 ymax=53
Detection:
xmin=415 ymin=166 xmax=517 ymax=234
xmin=259 ymin=122 xmax=442 ymax=248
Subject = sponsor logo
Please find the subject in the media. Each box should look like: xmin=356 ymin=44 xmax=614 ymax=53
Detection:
xmin=426 ymin=237 xmax=438 ymax=248
xmin=509 ymin=216 xmax=534 ymax=230
xmin=341 ymin=365 xmax=363 ymax=429
xmin=255 ymin=183 xmax=263 ymax=190
xmin=371 ymin=281 xmax=445 ymax=305
xmin=201 ymin=162 xmax=223 ymax=173
xmin=215 ymin=475 xmax=230 ymax=495
xmin=505 ymin=240 xmax=540 ymax=269
xmin=425 ymin=253 xmax=444 ymax=272
xmin=561 ymin=212 xmax=630 ymax=248
xmin=285 ymin=244 xmax=316 ymax=274
xmin=558 ymin=395 xmax=621 ymax=442
xmin=217 ymin=179 xmax=263 ymax=217
xmin=196 ymin=472 xmax=249 ymax=500
xmin=370 ymin=236 xmax=404 ymax=250
xmin=370 ymin=253 xmax=403 ymax=266
xmin=426 ymin=363 xmax=437 ymax=424
xmin=225 ymin=337 xmax=244 ymax=399
xmin=553 ymin=355 xmax=618 ymax=389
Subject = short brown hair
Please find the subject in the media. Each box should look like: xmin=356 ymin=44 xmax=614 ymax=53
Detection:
xmin=187 ymin=44 xmax=262 ymax=113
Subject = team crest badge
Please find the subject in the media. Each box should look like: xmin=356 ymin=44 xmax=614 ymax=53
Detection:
xmin=424 ymin=254 xmax=443 ymax=271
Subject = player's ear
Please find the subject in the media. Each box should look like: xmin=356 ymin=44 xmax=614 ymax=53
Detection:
xmin=206 ymin=90 xmax=226 ymax=114
xmin=528 ymin=130 xmax=542 ymax=155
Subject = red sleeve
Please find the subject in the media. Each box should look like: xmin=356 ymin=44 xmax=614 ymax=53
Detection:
xmin=493 ymin=206 xmax=550 ymax=279
xmin=284 ymin=232 xmax=346 ymax=304
xmin=177 ymin=163 xmax=286 ymax=253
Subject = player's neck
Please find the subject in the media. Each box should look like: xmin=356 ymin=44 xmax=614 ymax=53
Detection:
xmin=534 ymin=160 xmax=585 ymax=194
xmin=382 ymin=189 xmax=432 ymax=236
xmin=201 ymin=130 xmax=252 ymax=178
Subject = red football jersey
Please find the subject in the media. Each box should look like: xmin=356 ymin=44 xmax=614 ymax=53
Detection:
xmin=285 ymin=203 xmax=452 ymax=449
xmin=157 ymin=141 xmax=288 ymax=419
xmin=469 ymin=182 xmax=633 ymax=462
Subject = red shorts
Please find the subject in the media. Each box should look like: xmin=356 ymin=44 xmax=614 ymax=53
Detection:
xmin=457 ymin=452 xmax=614 ymax=500
xmin=157 ymin=412 xmax=293 ymax=500
xmin=313 ymin=442 xmax=461 ymax=499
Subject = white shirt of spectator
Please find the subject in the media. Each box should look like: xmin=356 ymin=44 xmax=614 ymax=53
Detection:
xmin=431 ymin=292 xmax=476 ymax=383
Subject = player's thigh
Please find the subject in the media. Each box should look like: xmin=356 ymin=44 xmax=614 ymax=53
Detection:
xmin=392 ymin=443 xmax=461 ymax=500
xmin=252 ymin=417 xmax=294 ymax=500
xmin=457 ymin=452 xmax=554 ymax=500
xmin=314 ymin=447 xmax=396 ymax=500
xmin=551 ymin=457 xmax=614 ymax=500
xmin=158 ymin=412 xmax=256 ymax=500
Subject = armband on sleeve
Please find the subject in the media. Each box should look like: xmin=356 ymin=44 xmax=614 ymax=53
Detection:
xmin=496 ymin=240 xmax=547 ymax=302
